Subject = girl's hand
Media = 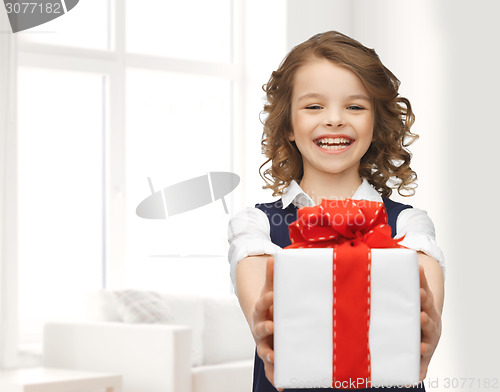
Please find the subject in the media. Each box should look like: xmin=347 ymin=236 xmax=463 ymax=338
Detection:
xmin=419 ymin=264 xmax=442 ymax=381
xmin=251 ymin=257 xmax=283 ymax=391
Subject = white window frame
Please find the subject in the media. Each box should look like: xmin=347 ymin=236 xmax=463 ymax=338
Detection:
xmin=1 ymin=8 xmax=19 ymax=368
xmin=0 ymin=0 xmax=245 ymax=368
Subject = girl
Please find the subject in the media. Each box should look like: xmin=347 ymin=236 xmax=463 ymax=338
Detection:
xmin=228 ymin=31 xmax=444 ymax=392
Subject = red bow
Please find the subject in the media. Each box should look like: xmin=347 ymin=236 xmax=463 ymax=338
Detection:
xmin=286 ymin=199 xmax=401 ymax=249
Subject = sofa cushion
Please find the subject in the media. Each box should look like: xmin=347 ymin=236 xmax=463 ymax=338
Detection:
xmin=192 ymin=359 xmax=253 ymax=392
xmin=114 ymin=290 xmax=175 ymax=324
xmin=201 ymin=296 xmax=255 ymax=365
xmin=162 ymin=293 xmax=204 ymax=366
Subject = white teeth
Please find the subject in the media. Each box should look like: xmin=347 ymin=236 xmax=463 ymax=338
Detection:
xmin=316 ymin=137 xmax=352 ymax=148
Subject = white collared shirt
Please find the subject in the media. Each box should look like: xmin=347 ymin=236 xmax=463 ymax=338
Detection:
xmin=227 ymin=179 xmax=445 ymax=291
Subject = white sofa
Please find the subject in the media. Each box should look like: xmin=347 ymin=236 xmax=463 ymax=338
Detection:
xmin=43 ymin=290 xmax=255 ymax=392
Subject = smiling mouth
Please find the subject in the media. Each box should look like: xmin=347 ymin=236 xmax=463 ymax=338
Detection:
xmin=314 ymin=137 xmax=354 ymax=150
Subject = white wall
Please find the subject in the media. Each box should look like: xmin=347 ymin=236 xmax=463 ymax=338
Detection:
xmin=286 ymin=0 xmax=500 ymax=389
xmin=286 ymin=0 xmax=354 ymax=48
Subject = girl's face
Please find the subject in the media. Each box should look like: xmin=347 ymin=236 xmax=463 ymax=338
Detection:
xmin=289 ymin=58 xmax=374 ymax=182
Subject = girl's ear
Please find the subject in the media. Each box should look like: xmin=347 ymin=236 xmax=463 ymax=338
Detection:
xmin=287 ymin=130 xmax=295 ymax=142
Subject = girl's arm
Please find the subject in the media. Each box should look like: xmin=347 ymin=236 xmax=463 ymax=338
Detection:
xmin=235 ymin=255 xmax=269 ymax=325
xmin=419 ymin=252 xmax=444 ymax=313
xmin=236 ymin=255 xmax=280 ymax=389
xmin=418 ymin=252 xmax=444 ymax=380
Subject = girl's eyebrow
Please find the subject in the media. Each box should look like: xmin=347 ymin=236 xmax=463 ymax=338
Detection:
xmin=347 ymin=94 xmax=371 ymax=102
xmin=297 ymin=93 xmax=371 ymax=102
xmin=297 ymin=93 xmax=326 ymax=102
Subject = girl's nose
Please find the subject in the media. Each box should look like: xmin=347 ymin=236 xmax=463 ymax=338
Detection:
xmin=323 ymin=107 xmax=345 ymax=127
xmin=324 ymin=115 xmax=344 ymax=128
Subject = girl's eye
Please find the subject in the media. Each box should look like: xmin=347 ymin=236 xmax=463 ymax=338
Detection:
xmin=347 ymin=105 xmax=365 ymax=111
xmin=305 ymin=105 xmax=323 ymax=110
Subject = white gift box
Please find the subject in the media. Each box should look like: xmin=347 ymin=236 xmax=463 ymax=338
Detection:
xmin=274 ymin=248 xmax=420 ymax=389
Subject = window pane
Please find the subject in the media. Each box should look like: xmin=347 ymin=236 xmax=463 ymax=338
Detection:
xmin=17 ymin=0 xmax=113 ymax=51
xmin=17 ymin=68 xmax=105 ymax=348
xmin=126 ymin=0 xmax=232 ymax=63
xmin=126 ymin=69 xmax=232 ymax=291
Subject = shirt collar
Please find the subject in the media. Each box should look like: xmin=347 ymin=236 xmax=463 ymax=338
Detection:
xmin=281 ymin=179 xmax=383 ymax=209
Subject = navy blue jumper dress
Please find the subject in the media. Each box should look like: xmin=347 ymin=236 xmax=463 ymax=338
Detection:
xmin=253 ymin=198 xmax=425 ymax=392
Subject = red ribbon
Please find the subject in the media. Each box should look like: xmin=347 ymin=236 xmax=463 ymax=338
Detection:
xmin=285 ymin=199 xmax=403 ymax=389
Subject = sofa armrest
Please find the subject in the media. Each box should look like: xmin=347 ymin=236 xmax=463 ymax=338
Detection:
xmin=43 ymin=321 xmax=191 ymax=392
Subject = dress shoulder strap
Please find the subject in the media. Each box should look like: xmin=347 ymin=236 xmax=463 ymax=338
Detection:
xmin=382 ymin=197 xmax=413 ymax=238
xmin=255 ymin=200 xmax=297 ymax=248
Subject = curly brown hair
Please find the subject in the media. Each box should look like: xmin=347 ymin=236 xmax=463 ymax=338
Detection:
xmin=259 ymin=31 xmax=418 ymax=198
